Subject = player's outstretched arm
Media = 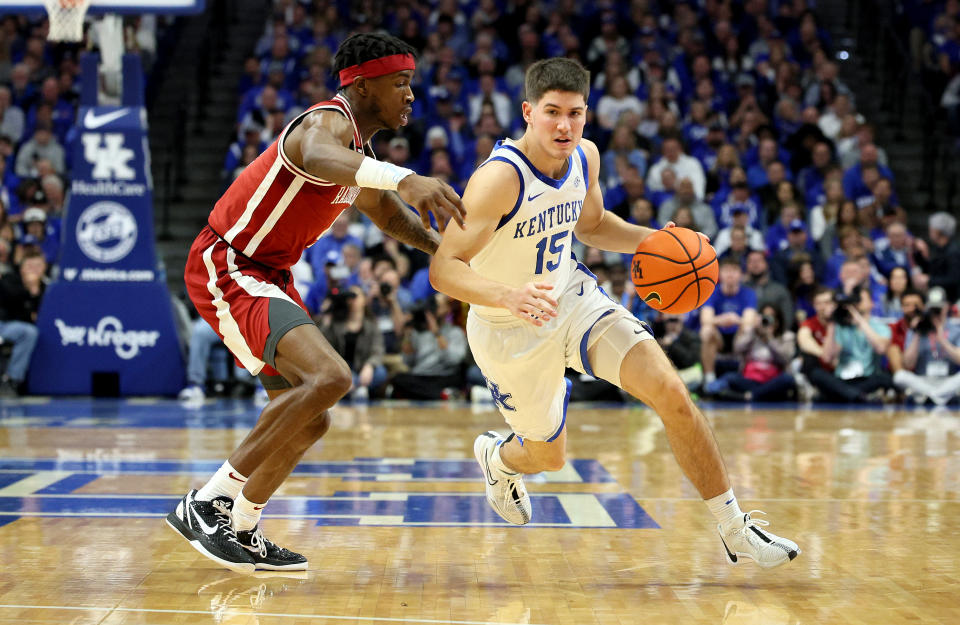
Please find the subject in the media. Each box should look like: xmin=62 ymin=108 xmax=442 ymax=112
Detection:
xmin=574 ymin=139 xmax=658 ymax=254
xmin=429 ymin=162 xmax=557 ymax=326
xmin=297 ymin=111 xmax=466 ymax=230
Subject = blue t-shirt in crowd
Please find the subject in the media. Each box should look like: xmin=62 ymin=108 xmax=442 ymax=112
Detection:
xmin=834 ymin=318 xmax=892 ymax=379
xmin=905 ymin=324 xmax=960 ymax=376
xmin=704 ymin=285 xmax=757 ymax=335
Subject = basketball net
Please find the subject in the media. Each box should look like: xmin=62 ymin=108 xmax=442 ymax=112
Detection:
xmin=43 ymin=0 xmax=93 ymax=42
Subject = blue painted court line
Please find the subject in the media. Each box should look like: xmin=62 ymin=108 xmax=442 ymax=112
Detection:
xmin=0 ymin=458 xmax=615 ymax=483
xmin=0 ymin=492 xmax=659 ymax=529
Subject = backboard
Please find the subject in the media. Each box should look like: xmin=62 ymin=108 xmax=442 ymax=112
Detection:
xmin=0 ymin=0 xmax=205 ymax=15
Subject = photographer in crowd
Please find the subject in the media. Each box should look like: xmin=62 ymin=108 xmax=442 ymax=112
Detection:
xmin=318 ymin=285 xmax=387 ymax=401
xmin=891 ymin=287 xmax=960 ymax=405
xmin=820 ymin=285 xmax=894 ymax=401
xmin=887 ymin=288 xmax=926 ymax=374
xmin=705 ymin=304 xmax=796 ymax=401
xmin=389 ymin=293 xmax=467 ymax=400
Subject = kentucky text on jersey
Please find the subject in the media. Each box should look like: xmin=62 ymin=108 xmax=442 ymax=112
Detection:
xmin=513 ymin=200 xmax=583 ymax=239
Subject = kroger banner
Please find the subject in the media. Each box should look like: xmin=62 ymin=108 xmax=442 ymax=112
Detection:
xmin=29 ymin=282 xmax=183 ymax=395
xmin=29 ymin=54 xmax=184 ymax=395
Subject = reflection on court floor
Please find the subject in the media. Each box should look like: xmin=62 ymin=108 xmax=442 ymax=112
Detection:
xmin=0 ymin=398 xmax=957 ymax=625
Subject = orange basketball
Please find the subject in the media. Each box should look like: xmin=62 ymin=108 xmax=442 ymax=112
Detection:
xmin=630 ymin=227 xmax=719 ymax=314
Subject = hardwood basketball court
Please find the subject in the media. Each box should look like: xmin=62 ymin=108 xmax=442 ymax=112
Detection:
xmin=0 ymin=398 xmax=956 ymax=624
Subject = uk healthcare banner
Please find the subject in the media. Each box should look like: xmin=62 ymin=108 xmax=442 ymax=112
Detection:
xmin=29 ymin=55 xmax=184 ymax=395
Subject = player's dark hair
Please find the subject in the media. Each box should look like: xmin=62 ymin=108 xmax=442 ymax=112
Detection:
xmin=332 ymin=33 xmax=418 ymax=86
xmin=524 ymin=57 xmax=590 ymax=104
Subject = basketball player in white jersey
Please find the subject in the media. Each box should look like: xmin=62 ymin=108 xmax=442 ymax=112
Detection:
xmin=430 ymin=58 xmax=799 ymax=568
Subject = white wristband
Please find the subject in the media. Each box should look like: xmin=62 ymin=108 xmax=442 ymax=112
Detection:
xmin=354 ymin=156 xmax=414 ymax=191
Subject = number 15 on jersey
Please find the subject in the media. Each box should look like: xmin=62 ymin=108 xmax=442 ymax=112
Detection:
xmin=534 ymin=229 xmax=569 ymax=274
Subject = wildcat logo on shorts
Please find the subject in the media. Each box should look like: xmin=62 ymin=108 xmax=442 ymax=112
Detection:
xmin=53 ymin=316 xmax=160 ymax=360
xmin=76 ymin=202 xmax=138 ymax=263
xmin=484 ymin=377 xmax=516 ymax=411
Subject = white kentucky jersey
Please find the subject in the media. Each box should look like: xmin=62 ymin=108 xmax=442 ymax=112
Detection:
xmin=470 ymin=139 xmax=589 ymax=318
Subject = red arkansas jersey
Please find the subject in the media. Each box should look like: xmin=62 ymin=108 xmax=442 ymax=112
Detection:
xmin=208 ymin=93 xmax=368 ymax=269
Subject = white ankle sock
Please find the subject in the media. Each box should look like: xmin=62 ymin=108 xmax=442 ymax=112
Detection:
xmin=705 ymin=371 xmax=717 ymax=384
xmin=195 ymin=461 xmax=247 ymax=502
xmin=232 ymin=491 xmax=265 ymax=532
xmin=706 ymin=488 xmax=745 ymax=533
xmin=491 ymin=438 xmax=518 ymax=475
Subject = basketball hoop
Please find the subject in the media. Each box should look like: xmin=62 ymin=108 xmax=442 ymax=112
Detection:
xmin=43 ymin=0 xmax=92 ymax=42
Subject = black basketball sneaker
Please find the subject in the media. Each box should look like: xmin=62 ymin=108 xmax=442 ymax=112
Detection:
xmin=166 ymin=489 xmax=255 ymax=574
xmin=235 ymin=525 xmax=308 ymax=571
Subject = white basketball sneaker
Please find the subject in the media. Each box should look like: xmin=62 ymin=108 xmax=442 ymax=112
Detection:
xmin=473 ymin=431 xmax=531 ymax=525
xmin=718 ymin=511 xmax=800 ymax=568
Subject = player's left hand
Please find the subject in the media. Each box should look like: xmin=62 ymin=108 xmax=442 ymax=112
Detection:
xmin=661 ymin=221 xmax=710 ymax=243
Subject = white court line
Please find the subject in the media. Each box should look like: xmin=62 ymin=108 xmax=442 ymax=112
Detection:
xmin=0 ymin=604 xmax=548 ymax=625
xmin=0 ymin=471 xmax=74 ymax=496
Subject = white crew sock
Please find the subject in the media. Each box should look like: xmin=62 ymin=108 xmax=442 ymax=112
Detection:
xmin=491 ymin=437 xmax=519 ymax=475
xmin=232 ymin=491 xmax=265 ymax=532
xmin=704 ymin=371 xmax=717 ymax=384
xmin=195 ymin=461 xmax=247 ymax=502
xmin=706 ymin=488 xmax=745 ymax=533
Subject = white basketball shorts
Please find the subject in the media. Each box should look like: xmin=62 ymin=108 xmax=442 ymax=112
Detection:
xmin=467 ymin=261 xmax=654 ymax=442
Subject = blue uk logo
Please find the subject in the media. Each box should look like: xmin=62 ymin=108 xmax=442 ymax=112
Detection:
xmin=484 ymin=377 xmax=516 ymax=411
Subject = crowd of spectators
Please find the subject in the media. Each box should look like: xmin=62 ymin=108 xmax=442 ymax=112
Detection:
xmin=0 ymin=1 xmax=954 ymax=407
xmin=174 ymin=0 xmax=960 ymax=409
xmin=0 ymin=12 xmax=169 ymax=397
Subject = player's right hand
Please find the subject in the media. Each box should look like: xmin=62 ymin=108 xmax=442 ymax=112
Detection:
xmin=499 ymin=282 xmax=558 ymax=326
xmin=397 ymin=174 xmax=466 ymax=232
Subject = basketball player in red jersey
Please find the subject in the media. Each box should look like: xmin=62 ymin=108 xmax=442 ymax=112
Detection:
xmin=166 ymin=33 xmax=465 ymax=573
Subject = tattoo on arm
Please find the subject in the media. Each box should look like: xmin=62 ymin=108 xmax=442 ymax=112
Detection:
xmin=382 ymin=205 xmax=441 ymax=255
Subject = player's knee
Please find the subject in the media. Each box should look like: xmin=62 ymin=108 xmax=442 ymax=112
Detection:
xmin=651 ymin=375 xmax=693 ymax=415
xmin=303 ymin=362 xmax=352 ymax=401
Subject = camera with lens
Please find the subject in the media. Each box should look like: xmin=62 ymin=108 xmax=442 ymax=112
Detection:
xmin=761 ymin=313 xmax=776 ymax=328
xmin=326 ymin=287 xmax=356 ymax=322
xmin=915 ymin=306 xmax=942 ymax=335
xmin=831 ymin=288 xmax=861 ymax=326
xmin=379 ymin=282 xmax=393 ymax=297
xmin=408 ymin=298 xmax=437 ymax=333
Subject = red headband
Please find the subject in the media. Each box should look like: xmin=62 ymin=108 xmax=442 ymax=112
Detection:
xmin=339 ymin=54 xmax=416 ymax=87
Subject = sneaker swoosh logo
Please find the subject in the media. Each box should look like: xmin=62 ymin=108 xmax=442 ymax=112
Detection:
xmin=228 ymin=472 xmax=246 ymax=482
xmin=483 ymin=450 xmax=499 ymax=486
xmin=253 ymin=506 xmax=263 ymax=510
xmin=190 ymin=507 xmax=221 ymax=535
xmin=720 ymin=535 xmax=738 ymax=562
xmin=84 ymin=108 xmax=130 ymax=129
xmin=577 ymin=284 xmax=584 ymax=296
xmin=527 ymin=191 xmax=546 ymax=202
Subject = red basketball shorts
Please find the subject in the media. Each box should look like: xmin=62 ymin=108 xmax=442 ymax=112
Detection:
xmin=184 ymin=227 xmax=313 ymax=378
